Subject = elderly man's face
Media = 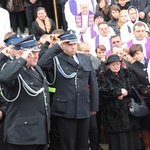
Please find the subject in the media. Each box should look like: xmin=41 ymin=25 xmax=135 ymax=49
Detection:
xmin=80 ymin=3 xmax=89 ymax=15
xmin=28 ymin=51 xmax=39 ymax=67
xmin=81 ymin=44 xmax=91 ymax=56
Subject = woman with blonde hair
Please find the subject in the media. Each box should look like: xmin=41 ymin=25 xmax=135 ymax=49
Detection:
xmin=118 ymin=9 xmax=128 ymax=29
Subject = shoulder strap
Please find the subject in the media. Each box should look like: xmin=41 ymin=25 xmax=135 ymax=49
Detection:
xmin=132 ymin=87 xmax=142 ymax=103
xmin=54 ymin=56 xmax=77 ymax=79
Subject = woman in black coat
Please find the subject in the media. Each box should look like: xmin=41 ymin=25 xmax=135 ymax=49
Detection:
xmin=98 ymin=54 xmax=149 ymax=150
xmin=129 ymin=44 xmax=150 ymax=150
xmin=32 ymin=7 xmax=56 ymax=41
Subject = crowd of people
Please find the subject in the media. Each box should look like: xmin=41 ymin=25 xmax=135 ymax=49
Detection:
xmin=0 ymin=0 xmax=150 ymax=150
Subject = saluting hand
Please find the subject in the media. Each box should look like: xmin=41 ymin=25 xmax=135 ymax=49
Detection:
xmin=2 ymin=46 xmax=12 ymax=57
xmin=21 ymin=50 xmax=34 ymax=61
xmin=0 ymin=43 xmax=6 ymax=50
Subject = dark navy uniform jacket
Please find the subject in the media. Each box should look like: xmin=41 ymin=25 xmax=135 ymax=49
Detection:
xmin=38 ymin=44 xmax=99 ymax=119
xmin=0 ymin=57 xmax=50 ymax=145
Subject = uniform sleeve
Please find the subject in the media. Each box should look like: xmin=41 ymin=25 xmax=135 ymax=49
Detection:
xmin=0 ymin=53 xmax=9 ymax=69
xmin=0 ymin=58 xmax=27 ymax=87
xmin=38 ymin=43 xmax=62 ymax=71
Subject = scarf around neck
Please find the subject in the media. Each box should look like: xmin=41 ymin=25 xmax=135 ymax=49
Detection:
xmin=36 ymin=17 xmax=51 ymax=33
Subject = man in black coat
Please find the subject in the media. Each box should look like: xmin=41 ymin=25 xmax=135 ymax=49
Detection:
xmin=42 ymin=0 xmax=54 ymax=20
xmin=0 ymin=35 xmax=50 ymax=150
xmin=38 ymin=30 xmax=99 ymax=150
xmin=56 ymin=0 xmax=67 ymax=30
xmin=0 ymin=34 xmax=25 ymax=150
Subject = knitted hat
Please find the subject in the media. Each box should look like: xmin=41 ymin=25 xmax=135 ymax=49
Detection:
xmin=94 ymin=11 xmax=104 ymax=20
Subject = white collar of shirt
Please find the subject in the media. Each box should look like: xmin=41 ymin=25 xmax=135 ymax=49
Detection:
xmin=133 ymin=37 xmax=147 ymax=57
xmin=73 ymin=54 xmax=79 ymax=64
xmin=93 ymin=24 xmax=99 ymax=33
xmin=99 ymin=34 xmax=110 ymax=39
xmin=133 ymin=37 xmax=146 ymax=45
xmin=139 ymin=60 xmax=145 ymax=65
xmin=98 ymin=34 xmax=111 ymax=52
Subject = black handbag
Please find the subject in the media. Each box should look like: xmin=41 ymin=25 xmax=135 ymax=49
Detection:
xmin=128 ymin=87 xmax=149 ymax=117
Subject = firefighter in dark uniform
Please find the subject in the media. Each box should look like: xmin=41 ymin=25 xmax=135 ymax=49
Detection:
xmin=38 ymin=30 xmax=99 ymax=150
xmin=0 ymin=33 xmax=24 ymax=150
xmin=0 ymin=35 xmax=50 ymax=150
xmin=0 ymin=48 xmax=12 ymax=150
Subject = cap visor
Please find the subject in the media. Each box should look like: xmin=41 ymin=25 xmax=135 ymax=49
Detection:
xmin=23 ymin=46 xmax=40 ymax=51
xmin=68 ymin=39 xmax=78 ymax=44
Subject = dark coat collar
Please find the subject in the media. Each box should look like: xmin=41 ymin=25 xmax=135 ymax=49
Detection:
xmin=60 ymin=52 xmax=85 ymax=69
